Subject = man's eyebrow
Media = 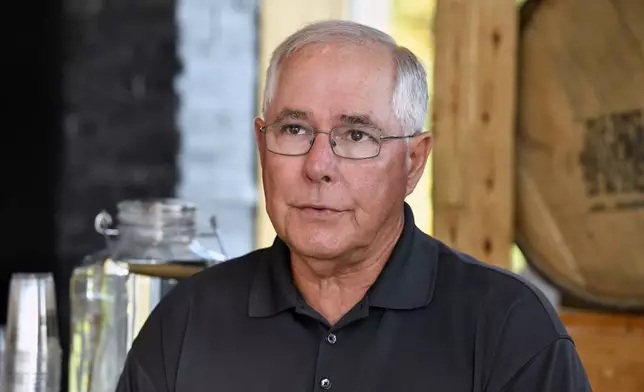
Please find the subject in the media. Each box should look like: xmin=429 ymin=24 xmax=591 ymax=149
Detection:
xmin=275 ymin=108 xmax=311 ymax=122
xmin=339 ymin=114 xmax=379 ymax=128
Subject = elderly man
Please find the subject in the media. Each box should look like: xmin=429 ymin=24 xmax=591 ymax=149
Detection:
xmin=116 ymin=20 xmax=591 ymax=391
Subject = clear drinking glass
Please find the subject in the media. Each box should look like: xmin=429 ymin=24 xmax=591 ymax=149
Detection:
xmin=68 ymin=263 xmax=129 ymax=392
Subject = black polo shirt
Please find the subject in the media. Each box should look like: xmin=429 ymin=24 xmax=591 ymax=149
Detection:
xmin=116 ymin=204 xmax=591 ymax=392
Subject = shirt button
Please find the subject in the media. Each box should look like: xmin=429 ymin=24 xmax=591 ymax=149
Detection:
xmin=326 ymin=333 xmax=337 ymax=345
xmin=320 ymin=378 xmax=332 ymax=390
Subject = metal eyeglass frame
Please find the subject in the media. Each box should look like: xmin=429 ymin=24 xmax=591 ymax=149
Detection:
xmin=259 ymin=122 xmax=419 ymax=160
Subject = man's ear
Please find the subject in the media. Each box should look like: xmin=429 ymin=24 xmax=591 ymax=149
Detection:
xmin=255 ymin=117 xmax=266 ymax=163
xmin=405 ymin=131 xmax=433 ymax=196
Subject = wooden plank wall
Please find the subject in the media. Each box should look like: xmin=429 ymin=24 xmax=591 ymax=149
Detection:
xmin=432 ymin=0 xmax=517 ymax=269
xmin=561 ymin=311 xmax=644 ymax=391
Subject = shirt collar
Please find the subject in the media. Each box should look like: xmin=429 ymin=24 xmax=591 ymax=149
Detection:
xmin=248 ymin=203 xmax=438 ymax=318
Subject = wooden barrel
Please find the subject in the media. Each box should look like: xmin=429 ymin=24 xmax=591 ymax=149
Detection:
xmin=516 ymin=0 xmax=644 ymax=310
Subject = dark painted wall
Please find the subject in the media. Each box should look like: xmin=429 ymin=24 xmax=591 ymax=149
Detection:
xmin=1 ymin=1 xmax=181 ymax=390
xmin=0 ymin=0 xmax=62 ymax=322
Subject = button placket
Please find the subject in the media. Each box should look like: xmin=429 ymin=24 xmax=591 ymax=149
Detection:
xmin=314 ymin=328 xmax=338 ymax=391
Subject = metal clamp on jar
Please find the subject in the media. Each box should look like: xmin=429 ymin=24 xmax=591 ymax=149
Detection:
xmin=68 ymin=199 xmax=228 ymax=392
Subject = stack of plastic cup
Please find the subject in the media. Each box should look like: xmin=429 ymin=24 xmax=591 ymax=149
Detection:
xmin=0 ymin=273 xmax=62 ymax=392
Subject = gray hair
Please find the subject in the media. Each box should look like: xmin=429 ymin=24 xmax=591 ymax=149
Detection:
xmin=262 ymin=20 xmax=428 ymax=136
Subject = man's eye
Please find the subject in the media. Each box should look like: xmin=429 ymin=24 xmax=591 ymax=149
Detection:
xmin=343 ymin=128 xmax=379 ymax=142
xmin=281 ymin=124 xmax=306 ymax=135
xmin=349 ymin=130 xmax=365 ymax=142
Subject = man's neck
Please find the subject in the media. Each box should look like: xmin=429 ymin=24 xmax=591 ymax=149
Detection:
xmin=290 ymin=214 xmax=404 ymax=325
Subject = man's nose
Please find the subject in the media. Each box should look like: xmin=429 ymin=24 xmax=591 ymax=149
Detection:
xmin=304 ymin=132 xmax=336 ymax=182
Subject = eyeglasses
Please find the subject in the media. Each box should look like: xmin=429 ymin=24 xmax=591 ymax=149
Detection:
xmin=259 ymin=122 xmax=415 ymax=160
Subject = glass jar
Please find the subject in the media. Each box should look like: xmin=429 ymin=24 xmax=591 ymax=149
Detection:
xmin=92 ymin=198 xmax=227 ymax=264
xmin=68 ymin=199 xmax=227 ymax=392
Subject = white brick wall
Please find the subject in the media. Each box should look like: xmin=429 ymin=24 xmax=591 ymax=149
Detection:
xmin=175 ymin=0 xmax=258 ymax=258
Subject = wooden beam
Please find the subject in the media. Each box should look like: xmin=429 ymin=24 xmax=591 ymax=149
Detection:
xmin=432 ymin=0 xmax=517 ymax=268
xmin=255 ymin=0 xmax=349 ymax=249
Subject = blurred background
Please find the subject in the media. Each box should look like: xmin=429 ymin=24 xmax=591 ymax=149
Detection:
xmin=1 ymin=0 xmax=642 ymax=391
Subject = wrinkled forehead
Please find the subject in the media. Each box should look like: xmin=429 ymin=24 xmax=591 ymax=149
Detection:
xmin=269 ymin=42 xmax=398 ymax=128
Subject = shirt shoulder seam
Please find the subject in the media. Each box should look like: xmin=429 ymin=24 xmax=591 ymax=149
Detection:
xmin=437 ymin=241 xmax=566 ymax=335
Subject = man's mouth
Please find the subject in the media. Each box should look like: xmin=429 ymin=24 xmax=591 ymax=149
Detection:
xmin=295 ymin=204 xmax=344 ymax=215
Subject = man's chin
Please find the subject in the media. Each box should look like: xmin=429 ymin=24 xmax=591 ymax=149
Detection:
xmin=286 ymin=235 xmax=348 ymax=260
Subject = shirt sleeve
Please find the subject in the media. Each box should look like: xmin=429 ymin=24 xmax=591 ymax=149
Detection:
xmin=496 ymin=338 xmax=592 ymax=392
xmin=479 ymin=281 xmax=592 ymax=392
